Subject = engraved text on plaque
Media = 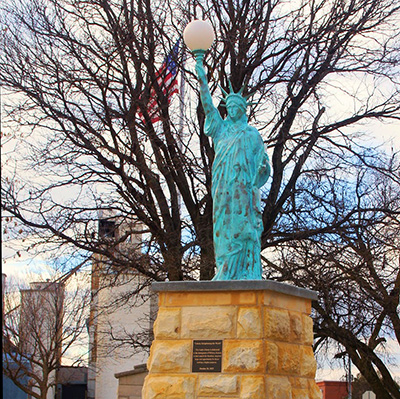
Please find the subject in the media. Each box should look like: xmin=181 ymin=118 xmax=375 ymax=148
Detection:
xmin=192 ymin=340 xmax=223 ymax=372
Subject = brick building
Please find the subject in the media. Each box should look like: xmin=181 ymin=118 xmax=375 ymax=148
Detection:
xmin=317 ymin=381 xmax=349 ymax=399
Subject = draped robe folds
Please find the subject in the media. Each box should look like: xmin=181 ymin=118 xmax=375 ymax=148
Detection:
xmin=205 ymin=109 xmax=270 ymax=280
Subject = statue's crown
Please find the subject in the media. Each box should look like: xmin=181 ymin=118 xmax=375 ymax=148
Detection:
xmin=220 ymin=80 xmax=253 ymax=109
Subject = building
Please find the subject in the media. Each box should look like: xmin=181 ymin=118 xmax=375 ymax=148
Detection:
xmin=316 ymin=381 xmax=349 ymax=399
xmin=56 ymin=366 xmax=88 ymax=399
xmin=115 ymin=364 xmax=148 ymax=399
xmin=3 ymin=275 xmax=65 ymax=399
xmin=3 ymin=283 xmax=29 ymax=399
xmin=87 ymin=213 xmax=155 ymax=399
xmin=19 ymin=280 xmax=65 ymax=365
xmin=3 ymin=371 xmax=29 ymax=399
xmin=20 ymin=281 xmax=65 ymax=399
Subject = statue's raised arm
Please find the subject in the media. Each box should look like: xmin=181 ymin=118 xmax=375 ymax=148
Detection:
xmin=185 ymin=21 xmax=271 ymax=281
xmin=194 ymin=51 xmax=215 ymax=114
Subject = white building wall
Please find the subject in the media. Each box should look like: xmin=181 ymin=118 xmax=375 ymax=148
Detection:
xmin=88 ymin=272 xmax=152 ymax=399
xmin=88 ymin=215 xmax=154 ymax=399
xmin=20 ymin=281 xmax=64 ymax=399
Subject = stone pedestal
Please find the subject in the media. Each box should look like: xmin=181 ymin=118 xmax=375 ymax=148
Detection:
xmin=142 ymin=280 xmax=321 ymax=399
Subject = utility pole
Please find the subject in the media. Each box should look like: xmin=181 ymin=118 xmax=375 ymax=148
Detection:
xmin=0 ymin=85 xmax=2 ymax=136
xmin=347 ymin=283 xmax=352 ymax=399
xmin=348 ymin=353 xmax=352 ymax=399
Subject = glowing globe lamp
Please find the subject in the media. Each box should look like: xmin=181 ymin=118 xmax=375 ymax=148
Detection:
xmin=183 ymin=20 xmax=215 ymax=51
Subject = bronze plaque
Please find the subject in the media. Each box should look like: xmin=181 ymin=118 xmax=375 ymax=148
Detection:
xmin=192 ymin=340 xmax=223 ymax=372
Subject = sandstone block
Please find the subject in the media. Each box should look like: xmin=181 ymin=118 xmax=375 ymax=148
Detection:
xmin=308 ymin=379 xmax=323 ymax=399
xmin=153 ymin=308 xmax=180 ymax=339
xmin=147 ymin=340 xmax=191 ymax=373
xmin=181 ymin=306 xmax=236 ymax=339
xmin=240 ymin=375 xmax=265 ymax=399
xmin=290 ymin=312 xmax=303 ymax=342
xmin=300 ymin=346 xmax=317 ymax=378
xmin=265 ymin=375 xmax=292 ymax=399
xmin=289 ymin=377 xmax=309 ymax=389
xmin=292 ymin=388 xmax=310 ymax=399
xmin=264 ymin=308 xmax=290 ymax=341
xmin=277 ymin=342 xmax=301 ymax=375
xmin=164 ymin=292 xmax=232 ymax=306
xmin=237 ymin=307 xmax=262 ymax=338
xmin=223 ymin=340 xmax=263 ymax=373
xmin=264 ymin=291 xmax=310 ymax=313
xmin=231 ymin=291 xmax=257 ymax=305
xmin=198 ymin=375 xmax=238 ymax=395
xmin=142 ymin=375 xmax=196 ymax=399
xmin=302 ymin=314 xmax=314 ymax=345
xmin=265 ymin=341 xmax=279 ymax=373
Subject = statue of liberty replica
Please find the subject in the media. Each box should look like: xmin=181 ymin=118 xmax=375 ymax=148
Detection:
xmin=186 ymin=23 xmax=271 ymax=280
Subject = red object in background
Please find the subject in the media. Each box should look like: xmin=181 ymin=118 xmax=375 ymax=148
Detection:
xmin=316 ymin=381 xmax=350 ymax=399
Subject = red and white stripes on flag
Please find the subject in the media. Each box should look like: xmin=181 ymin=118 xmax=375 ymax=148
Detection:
xmin=139 ymin=41 xmax=180 ymax=123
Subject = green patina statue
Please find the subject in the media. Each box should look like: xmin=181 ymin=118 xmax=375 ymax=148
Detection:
xmin=194 ymin=50 xmax=271 ymax=280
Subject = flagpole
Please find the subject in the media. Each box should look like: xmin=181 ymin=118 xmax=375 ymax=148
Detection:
xmin=177 ymin=44 xmax=186 ymax=211
xmin=178 ymin=47 xmax=185 ymax=150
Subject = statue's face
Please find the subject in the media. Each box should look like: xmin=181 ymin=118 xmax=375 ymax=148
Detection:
xmin=227 ymin=101 xmax=245 ymax=121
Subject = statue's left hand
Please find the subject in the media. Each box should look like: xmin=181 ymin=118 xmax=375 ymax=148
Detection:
xmin=194 ymin=51 xmax=206 ymax=80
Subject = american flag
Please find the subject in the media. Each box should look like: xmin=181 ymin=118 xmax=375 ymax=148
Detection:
xmin=139 ymin=41 xmax=180 ymax=123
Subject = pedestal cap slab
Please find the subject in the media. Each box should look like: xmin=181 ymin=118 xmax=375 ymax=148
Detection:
xmin=152 ymin=280 xmax=318 ymax=301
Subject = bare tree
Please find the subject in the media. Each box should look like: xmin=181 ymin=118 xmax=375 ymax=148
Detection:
xmin=2 ymin=275 xmax=90 ymax=399
xmin=269 ymin=152 xmax=400 ymax=399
